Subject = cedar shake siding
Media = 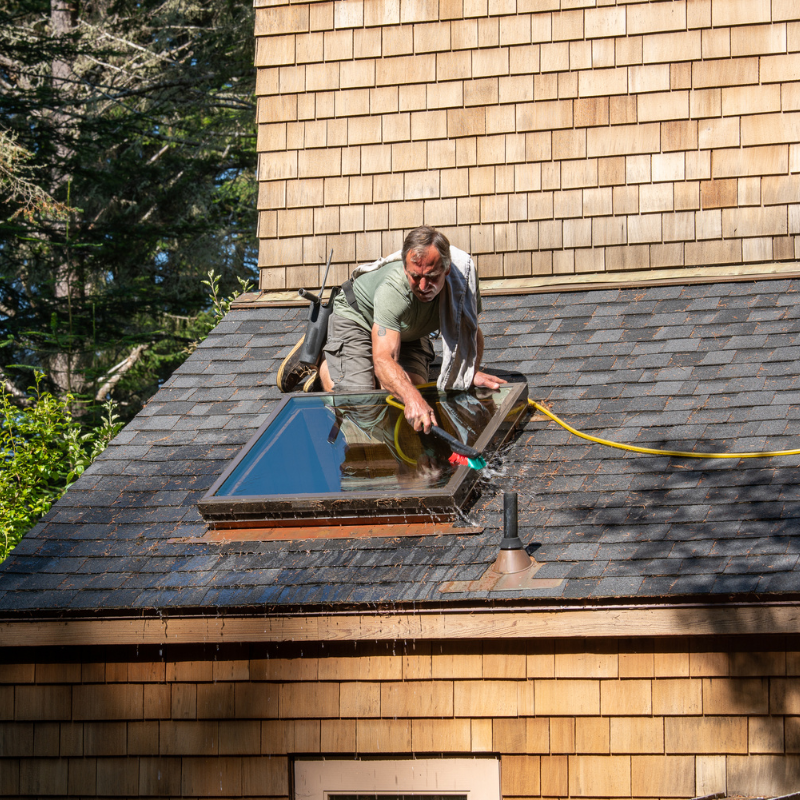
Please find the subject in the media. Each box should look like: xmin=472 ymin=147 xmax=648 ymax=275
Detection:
xmin=1 ymin=638 xmax=800 ymax=798
xmin=254 ymin=0 xmax=800 ymax=291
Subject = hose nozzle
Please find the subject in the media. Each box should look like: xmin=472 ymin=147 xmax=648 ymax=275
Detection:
xmin=448 ymin=452 xmax=487 ymax=470
xmin=431 ymin=425 xmax=486 ymax=470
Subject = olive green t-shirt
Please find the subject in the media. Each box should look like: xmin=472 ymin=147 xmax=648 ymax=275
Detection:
xmin=333 ymin=261 xmax=440 ymax=342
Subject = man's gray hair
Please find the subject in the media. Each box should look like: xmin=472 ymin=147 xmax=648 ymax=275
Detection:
xmin=401 ymin=226 xmax=451 ymax=271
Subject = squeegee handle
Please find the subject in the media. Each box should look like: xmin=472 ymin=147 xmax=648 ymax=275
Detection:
xmin=318 ymin=249 xmax=334 ymax=303
xmin=429 ymin=425 xmax=482 ymax=459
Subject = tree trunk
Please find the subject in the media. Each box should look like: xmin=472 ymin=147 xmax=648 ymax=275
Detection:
xmin=49 ymin=0 xmax=82 ymax=395
xmin=50 ymin=0 xmax=75 ymax=168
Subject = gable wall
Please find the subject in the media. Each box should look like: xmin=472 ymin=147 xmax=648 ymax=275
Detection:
xmin=1 ymin=635 xmax=800 ymax=798
xmin=254 ymin=0 xmax=800 ymax=292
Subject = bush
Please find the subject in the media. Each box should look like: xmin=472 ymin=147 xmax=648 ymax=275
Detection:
xmin=0 ymin=374 xmax=121 ymax=562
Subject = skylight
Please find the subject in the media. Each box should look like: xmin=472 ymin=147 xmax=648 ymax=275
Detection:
xmin=199 ymin=383 xmax=528 ymax=526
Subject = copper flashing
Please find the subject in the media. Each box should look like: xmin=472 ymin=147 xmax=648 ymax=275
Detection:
xmin=493 ymin=547 xmax=535 ymax=574
xmin=193 ymin=522 xmax=483 ymax=542
xmin=439 ymin=491 xmax=557 ymax=591
xmin=439 ymin=559 xmax=564 ymax=594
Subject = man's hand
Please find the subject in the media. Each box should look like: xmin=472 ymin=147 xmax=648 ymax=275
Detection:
xmin=472 ymin=328 xmax=507 ymax=391
xmin=404 ymin=392 xmax=437 ymax=433
xmin=473 ymin=371 xmax=508 ymax=390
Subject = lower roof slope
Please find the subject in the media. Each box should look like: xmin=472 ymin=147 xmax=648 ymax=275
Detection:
xmin=1 ymin=277 xmax=799 ymax=615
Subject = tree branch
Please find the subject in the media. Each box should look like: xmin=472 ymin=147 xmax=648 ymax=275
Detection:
xmin=0 ymin=365 xmax=32 ymax=407
xmin=95 ymin=343 xmax=148 ymax=401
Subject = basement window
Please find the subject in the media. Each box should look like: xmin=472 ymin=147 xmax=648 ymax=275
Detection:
xmin=199 ymin=382 xmax=527 ymax=525
xmin=293 ymin=757 xmax=501 ymax=800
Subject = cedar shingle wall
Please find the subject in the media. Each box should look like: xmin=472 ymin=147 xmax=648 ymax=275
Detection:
xmin=2 ymin=638 xmax=800 ymax=797
xmin=254 ymin=0 xmax=800 ymax=291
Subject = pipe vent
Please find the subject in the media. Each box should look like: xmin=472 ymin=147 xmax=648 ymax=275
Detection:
xmin=493 ymin=492 xmax=534 ymax=575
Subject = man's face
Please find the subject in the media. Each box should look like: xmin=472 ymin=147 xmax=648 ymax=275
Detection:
xmin=404 ymin=244 xmax=450 ymax=303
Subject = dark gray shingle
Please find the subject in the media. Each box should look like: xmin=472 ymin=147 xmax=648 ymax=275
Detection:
xmin=3 ymin=277 xmax=800 ymax=613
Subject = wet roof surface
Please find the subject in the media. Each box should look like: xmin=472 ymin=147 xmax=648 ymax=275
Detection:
xmin=2 ymin=277 xmax=800 ymax=614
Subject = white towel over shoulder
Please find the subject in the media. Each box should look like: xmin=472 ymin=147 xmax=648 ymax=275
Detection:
xmin=352 ymin=246 xmax=479 ymax=391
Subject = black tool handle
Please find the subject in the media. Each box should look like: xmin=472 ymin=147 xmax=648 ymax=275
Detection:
xmin=429 ymin=425 xmax=482 ymax=459
xmin=298 ymin=288 xmax=320 ymax=304
xmin=297 ymin=249 xmax=334 ymax=308
xmin=296 ymin=249 xmax=336 ymax=367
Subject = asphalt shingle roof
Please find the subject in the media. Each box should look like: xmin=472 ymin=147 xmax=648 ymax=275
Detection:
xmin=2 ymin=277 xmax=800 ymax=614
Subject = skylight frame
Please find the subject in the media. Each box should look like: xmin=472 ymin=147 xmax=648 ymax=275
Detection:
xmin=198 ymin=382 xmax=528 ymax=526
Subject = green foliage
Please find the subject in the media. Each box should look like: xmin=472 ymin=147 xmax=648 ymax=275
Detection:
xmin=201 ymin=269 xmax=255 ymax=329
xmin=0 ymin=374 xmax=122 ymax=562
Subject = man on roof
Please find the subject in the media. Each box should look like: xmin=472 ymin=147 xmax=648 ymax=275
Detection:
xmin=278 ymin=226 xmax=506 ymax=434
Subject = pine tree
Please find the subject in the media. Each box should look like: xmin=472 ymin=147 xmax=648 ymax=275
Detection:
xmin=0 ymin=0 xmax=258 ymax=419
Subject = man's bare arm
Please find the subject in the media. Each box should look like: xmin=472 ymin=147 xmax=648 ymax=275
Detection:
xmin=372 ymin=324 xmax=437 ymax=433
xmin=472 ymin=327 xmax=508 ymax=390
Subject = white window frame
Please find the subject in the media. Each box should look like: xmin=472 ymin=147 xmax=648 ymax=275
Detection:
xmin=294 ymin=757 xmax=501 ymax=800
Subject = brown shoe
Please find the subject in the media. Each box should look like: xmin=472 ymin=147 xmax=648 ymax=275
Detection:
xmin=277 ymin=335 xmax=317 ymax=392
xmin=301 ymin=369 xmax=320 ymax=393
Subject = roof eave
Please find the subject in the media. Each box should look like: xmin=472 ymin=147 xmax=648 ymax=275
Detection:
xmin=2 ymin=596 xmax=799 ymax=647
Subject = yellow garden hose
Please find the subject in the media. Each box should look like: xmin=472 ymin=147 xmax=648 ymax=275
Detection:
xmin=387 ymin=382 xmax=437 ymax=466
xmin=386 ymin=387 xmax=800 ymax=463
xmin=529 ymin=399 xmax=800 ymax=459
xmin=393 ymin=412 xmax=417 ymax=466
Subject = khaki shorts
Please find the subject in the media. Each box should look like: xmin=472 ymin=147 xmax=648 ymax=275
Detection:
xmin=323 ymin=312 xmax=435 ymax=391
